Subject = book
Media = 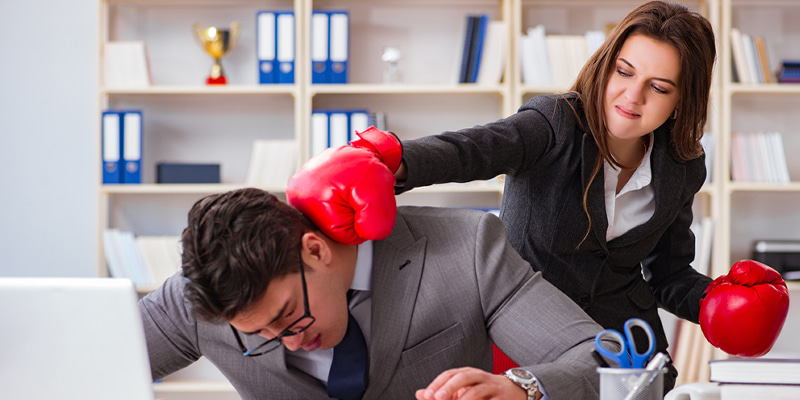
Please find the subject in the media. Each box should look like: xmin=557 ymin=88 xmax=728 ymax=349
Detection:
xmin=467 ymin=14 xmax=489 ymax=83
xmin=476 ymin=20 xmax=508 ymax=85
xmin=455 ymin=15 xmax=478 ymax=84
xmin=101 ymin=111 xmax=122 ymax=184
xmin=741 ymin=32 xmax=760 ymax=84
xmin=121 ymin=111 xmax=142 ymax=184
xmin=328 ymin=11 xmax=349 ymax=84
xmin=754 ymin=36 xmax=773 ymax=84
xmin=729 ymin=28 xmax=748 ymax=84
xmin=520 ymin=25 xmax=552 ymax=87
xmin=103 ymin=41 xmax=152 ymax=88
xmin=276 ymin=11 xmax=295 ymax=84
xmin=257 ymin=11 xmax=277 ymax=84
xmin=720 ymin=383 xmax=800 ymax=400
xmin=710 ymin=357 xmax=800 ymax=385
xmin=310 ymin=11 xmax=329 ymax=84
xmin=244 ymin=139 xmax=298 ymax=189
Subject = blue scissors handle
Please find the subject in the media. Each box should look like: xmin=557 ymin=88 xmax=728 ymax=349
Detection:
xmin=594 ymin=329 xmax=632 ymax=369
xmin=624 ymin=318 xmax=655 ymax=369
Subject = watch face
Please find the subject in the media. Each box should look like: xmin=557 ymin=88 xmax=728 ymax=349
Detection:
xmin=511 ymin=368 xmax=533 ymax=381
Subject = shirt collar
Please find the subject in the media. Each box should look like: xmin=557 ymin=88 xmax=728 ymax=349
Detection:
xmin=626 ymin=132 xmax=654 ymax=192
xmin=350 ymin=241 xmax=373 ymax=292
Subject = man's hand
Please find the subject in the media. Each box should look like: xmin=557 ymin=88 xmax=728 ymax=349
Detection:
xmin=415 ymin=367 xmax=528 ymax=400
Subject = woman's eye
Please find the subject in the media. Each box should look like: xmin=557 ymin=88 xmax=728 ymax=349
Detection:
xmin=652 ymin=84 xmax=668 ymax=94
xmin=616 ymin=68 xmax=632 ymax=77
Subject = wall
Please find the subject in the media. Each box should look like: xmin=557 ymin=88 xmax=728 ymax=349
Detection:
xmin=0 ymin=0 xmax=97 ymax=277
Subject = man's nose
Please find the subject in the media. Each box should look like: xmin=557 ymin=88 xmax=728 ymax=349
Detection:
xmin=281 ymin=332 xmax=305 ymax=351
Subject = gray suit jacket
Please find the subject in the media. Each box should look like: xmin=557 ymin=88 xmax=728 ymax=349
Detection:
xmin=141 ymin=206 xmax=606 ymax=399
xmin=399 ymin=93 xmax=713 ymax=361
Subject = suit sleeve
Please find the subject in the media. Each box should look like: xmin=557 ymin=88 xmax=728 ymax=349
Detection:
xmin=139 ymin=273 xmax=203 ymax=381
xmin=642 ymin=193 xmax=713 ymax=323
xmin=475 ymin=212 xmax=607 ymax=399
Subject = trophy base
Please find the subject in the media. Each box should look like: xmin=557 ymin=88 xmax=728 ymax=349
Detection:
xmin=206 ymin=75 xmax=227 ymax=85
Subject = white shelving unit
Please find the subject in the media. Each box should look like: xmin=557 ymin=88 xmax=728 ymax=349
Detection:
xmin=100 ymin=0 xmax=791 ymax=396
xmin=719 ymin=0 xmax=800 ymax=358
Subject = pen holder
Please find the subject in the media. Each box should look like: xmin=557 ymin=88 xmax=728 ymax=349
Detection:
xmin=598 ymin=367 xmax=666 ymax=400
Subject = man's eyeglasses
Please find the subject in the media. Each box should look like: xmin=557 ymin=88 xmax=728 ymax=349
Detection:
xmin=230 ymin=252 xmax=315 ymax=357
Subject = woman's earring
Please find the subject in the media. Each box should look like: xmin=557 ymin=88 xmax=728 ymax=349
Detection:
xmin=671 ymin=109 xmax=678 ymax=120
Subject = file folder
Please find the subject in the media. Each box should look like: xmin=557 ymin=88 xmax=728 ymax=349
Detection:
xmin=349 ymin=110 xmax=370 ymax=142
xmin=276 ymin=11 xmax=295 ymax=84
xmin=328 ymin=111 xmax=350 ymax=148
xmin=122 ymin=111 xmax=142 ymax=184
xmin=310 ymin=111 xmax=329 ymax=157
xmin=257 ymin=11 xmax=277 ymax=84
xmin=311 ymin=11 xmax=329 ymax=84
xmin=329 ymin=11 xmax=349 ymax=84
xmin=468 ymin=14 xmax=490 ymax=83
xmin=102 ymin=111 xmax=122 ymax=184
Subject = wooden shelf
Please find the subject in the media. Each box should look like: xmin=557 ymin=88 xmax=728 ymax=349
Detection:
xmin=728 ymin=83 xmax=800 ymax=95
xmin=310 ymin=83 xmax=506 ymax=96
xmin=102 ymin=85 xmax=298 ymax=96
xmin=727 ymin=182 xmax=800 ymax=193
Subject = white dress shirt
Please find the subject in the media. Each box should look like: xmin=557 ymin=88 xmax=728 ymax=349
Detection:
xmin=604 ymin=133 xmax=656 ymax=242
xmin=285 ymin=241 xmax=374 ymax=383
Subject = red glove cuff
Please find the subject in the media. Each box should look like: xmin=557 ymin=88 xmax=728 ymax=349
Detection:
xmin=351 ymin=127 xmax=403 ymax=173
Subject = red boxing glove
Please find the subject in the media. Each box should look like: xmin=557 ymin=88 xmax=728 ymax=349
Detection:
xmin=287 ymin=127 xmax=402 ymax=245
xmin=699 ymin=259 xmax=790 ymax=357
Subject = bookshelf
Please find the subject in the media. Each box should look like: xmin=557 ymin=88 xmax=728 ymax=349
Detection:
xmin=96 ymin=0 xmax=735 ymax=397
xmin=719 ymin=0 xmax=800 ymax=364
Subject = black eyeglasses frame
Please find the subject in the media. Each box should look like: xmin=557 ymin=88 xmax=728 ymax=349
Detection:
xmin=230 ymin=251 xmax=315 ymax=357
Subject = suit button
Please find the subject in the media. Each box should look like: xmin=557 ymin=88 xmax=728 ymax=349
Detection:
xmin=579 ymin=295 xmax=590 ymax=304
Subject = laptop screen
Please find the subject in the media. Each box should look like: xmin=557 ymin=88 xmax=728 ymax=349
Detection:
xmin=0 ymin=277 xmax=154 ymax=400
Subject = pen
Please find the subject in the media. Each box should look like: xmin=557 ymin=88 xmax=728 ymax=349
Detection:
xmin=622 ymin=352 xmax=669 ymax=400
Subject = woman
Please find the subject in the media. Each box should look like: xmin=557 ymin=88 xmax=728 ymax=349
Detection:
xmin=396 ymin=1 xmax=715 ymax=390
xmin=288 ymin=1 xmax=788 ymax=396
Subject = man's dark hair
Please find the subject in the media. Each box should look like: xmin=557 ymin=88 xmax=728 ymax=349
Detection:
xmin=180 ymin=188 xmax=315 ymax=322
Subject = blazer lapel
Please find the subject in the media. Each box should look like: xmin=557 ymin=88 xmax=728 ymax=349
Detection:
xmin=363 ymin=213 xmax=426 ymax=399
xmin=581 ymin=132 xmax=609 ymax=249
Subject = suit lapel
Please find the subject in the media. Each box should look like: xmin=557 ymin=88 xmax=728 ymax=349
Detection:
xmin=581 ymin=132 xmax=609 ymax=249
xmin=363 ymin=213 xmax=426 ymax=399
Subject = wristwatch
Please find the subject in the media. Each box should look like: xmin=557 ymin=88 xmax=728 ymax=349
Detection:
xmin=504 ymin=368 xmax=540 ymax=400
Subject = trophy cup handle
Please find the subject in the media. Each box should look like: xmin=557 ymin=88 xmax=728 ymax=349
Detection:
xmin=192 ymin=23 xmax=205 ymax=47
xmin=229 ymin=22 xmax=241 ymax=49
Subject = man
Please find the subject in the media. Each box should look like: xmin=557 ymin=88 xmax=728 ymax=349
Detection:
xmin=140 ymin=188 xmax=610 ymax=400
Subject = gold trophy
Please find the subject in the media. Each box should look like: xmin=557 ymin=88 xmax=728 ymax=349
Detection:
xmin=193 ymin=22 xmax=240 ymax=85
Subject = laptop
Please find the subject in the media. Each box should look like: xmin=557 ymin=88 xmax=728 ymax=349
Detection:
xmin=0 ymin=277 xmax=155 ymax=400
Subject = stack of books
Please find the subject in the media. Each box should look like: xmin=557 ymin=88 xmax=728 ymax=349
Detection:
xmin=729 ymin=28 xmax=774 ymax=84
xmin=729 ymin=132 xmax=790 ymax=183
xmin=710 ymin=357 xmax=800 ymax=400
xmin=454 ymin=14 xmax=508 ymax=85
xmin=518 ymin=24 xmax=605 ymax=89
xmin=102 ymin=229 xmax=182 ymax=289
xmin=777 ymin=60 xmax=800 ymax=83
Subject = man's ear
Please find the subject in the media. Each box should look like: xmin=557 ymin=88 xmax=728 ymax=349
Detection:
xmin=301 ymin=231 xmax=332 ymax=267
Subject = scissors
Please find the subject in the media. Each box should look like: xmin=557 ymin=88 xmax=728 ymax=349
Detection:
xmin=594 ymin=318 xmax=655 ymax=368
